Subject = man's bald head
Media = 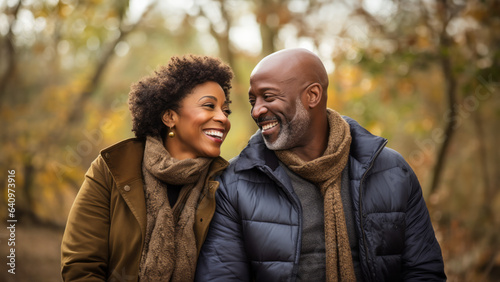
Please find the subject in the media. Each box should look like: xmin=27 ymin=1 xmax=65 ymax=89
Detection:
xmin=248 ymin=48 xmax=331 ymax=157
xmin=250 ymin=48 xmax=329 ymax=100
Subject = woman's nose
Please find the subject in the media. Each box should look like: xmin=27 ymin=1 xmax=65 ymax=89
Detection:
xmin=214 ymin=108 xmax=229 ymax=124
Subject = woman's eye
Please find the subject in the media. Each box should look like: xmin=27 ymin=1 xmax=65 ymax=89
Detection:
xmin=203 ymin=103 xmax=215 ymax=109
xmin=224 ymin=109 xmax=232 ymax=116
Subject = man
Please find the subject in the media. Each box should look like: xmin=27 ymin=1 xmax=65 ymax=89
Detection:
xmin=195 ymin=48 xmax=446 ymax=281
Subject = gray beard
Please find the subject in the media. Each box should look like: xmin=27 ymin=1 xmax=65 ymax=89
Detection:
xmin=264 ymin=97 xmax=310 ymax=151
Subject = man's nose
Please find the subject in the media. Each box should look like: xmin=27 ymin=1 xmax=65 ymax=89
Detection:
xmin=251 ymin=99 xmax=268 ymax=120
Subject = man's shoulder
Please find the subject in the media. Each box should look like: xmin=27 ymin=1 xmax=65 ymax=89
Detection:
xmin=369 ymin=146 xmax=412 ymax=175
xmin=343 ymin=114 xmax=409 ymax=172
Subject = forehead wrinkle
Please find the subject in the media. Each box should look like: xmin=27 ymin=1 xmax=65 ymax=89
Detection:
xmin=279 ymin=77 xmax=296 ymax=84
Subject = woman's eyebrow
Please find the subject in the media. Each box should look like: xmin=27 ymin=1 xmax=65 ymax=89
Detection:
xmin=198 ymin=95 xmax=218 ymax=102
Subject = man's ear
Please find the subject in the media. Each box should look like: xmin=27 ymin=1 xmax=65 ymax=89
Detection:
xmin=305 ymin=83 xmax=323 ymax=108
xmin=162 ymin=110 xmax=178 ymax=128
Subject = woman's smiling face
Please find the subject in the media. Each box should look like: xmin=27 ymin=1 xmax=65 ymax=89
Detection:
xmin=164 ymin=81 xmax=231 ymax=160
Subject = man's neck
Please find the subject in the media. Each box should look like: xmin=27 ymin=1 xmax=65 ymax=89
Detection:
xmin=288 ymin=118 xmax=329 ymax=162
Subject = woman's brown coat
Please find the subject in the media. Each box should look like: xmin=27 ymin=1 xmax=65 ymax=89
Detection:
xmin=61 ymin=138 xmax=227 ymax=281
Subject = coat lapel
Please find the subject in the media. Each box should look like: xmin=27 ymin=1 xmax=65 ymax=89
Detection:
xmin=101 ymin=138 xmax=147 ymax=236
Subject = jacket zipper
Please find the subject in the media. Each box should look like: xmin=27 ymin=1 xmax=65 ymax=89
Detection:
xmin=260 ymin=165 xmax=302 ymax=282
xmin=358 ymin=140 xmax=387 ymax=281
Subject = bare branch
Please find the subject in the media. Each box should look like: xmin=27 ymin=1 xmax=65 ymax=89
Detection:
xmin=65 ymin=0 xmax=157 ymax=125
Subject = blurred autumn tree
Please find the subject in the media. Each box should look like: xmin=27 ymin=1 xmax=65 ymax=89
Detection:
xmin=0 ymin=0 xmax=499 ymax=281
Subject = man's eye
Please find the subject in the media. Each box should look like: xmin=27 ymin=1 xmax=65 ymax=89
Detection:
xmin=263 ymin=94 xmax=273 ymax=100
xmin=249 ymin=99 xmax=255 ymax=105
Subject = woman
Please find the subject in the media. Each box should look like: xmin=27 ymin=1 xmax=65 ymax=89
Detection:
xmin=61 ymin=55 xmax=233 ymax=281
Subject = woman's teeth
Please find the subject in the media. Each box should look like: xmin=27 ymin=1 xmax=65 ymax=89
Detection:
xmin=204 ymin=130 xmax=223 ymax=139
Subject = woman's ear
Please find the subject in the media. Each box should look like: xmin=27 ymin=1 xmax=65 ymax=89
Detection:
xmin=162 ymin=110 xmax=177 ymax=128
xmin=305 ymin=83 xmax=323 ymax=109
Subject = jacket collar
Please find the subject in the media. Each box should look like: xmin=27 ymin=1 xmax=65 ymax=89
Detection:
xmin=234 ymin=115 xmax=387 ymax=173
xmin=343 ymin=116 xmax=387 ymax=167
xmin=234 ymin=131 xmax=277 ymax=172
xmin=101 ymin=138 xmax=228 ymax=186
xmin=100 ymin=138 xmax=145 ymax=187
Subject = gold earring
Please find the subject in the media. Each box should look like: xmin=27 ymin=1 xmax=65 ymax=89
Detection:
xmin=168 ymin=131 xmax=175 ymax=138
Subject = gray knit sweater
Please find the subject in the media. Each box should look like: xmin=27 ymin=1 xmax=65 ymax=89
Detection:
xmin=281 ymin=163 xmax=362 ymax=281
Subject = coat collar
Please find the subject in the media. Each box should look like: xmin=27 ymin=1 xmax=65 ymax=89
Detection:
xmin=234 ymin=131 xmax=278 ymax=172
xmin=100 ymin=138 xmax=145 ymax=188
xmin=342 ymin=116 xmax=387 ymax=167
xmin=100 ymin=138 xmax=228 ymax=183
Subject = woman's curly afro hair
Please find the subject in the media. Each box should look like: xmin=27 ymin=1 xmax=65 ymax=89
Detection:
xmin=128 ymin=54 xmax=233 ymax=139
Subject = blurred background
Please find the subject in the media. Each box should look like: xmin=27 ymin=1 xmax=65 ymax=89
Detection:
xmin=0 ymin=0 xmax=499 ymax=281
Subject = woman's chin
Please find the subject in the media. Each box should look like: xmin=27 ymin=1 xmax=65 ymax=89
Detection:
xmin=198 ymin=149 xmax=221 ymax=159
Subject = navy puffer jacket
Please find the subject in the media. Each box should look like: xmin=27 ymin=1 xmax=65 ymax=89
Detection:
xmin=196 ymin=117 xmax=446 ymax=281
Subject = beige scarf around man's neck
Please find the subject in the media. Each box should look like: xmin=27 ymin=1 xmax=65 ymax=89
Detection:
xmin=139 ymin=135 xmax=213 ymax=282
xmin=275 ymin=109 xmax=355 ymax=282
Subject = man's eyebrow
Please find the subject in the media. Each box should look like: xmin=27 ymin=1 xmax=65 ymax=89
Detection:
xmin=198 ymin=95 xmax=217 ymax=101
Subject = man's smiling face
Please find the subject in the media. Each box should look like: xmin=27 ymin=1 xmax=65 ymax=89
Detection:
xmin=248 ymin=60 xmax=311 ymax=151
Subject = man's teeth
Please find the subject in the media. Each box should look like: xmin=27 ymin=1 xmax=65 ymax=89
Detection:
xmin=204 ymin=130 xmax=223 ymax=139
xmin=262 ymin=122 xmax=278 ymax=131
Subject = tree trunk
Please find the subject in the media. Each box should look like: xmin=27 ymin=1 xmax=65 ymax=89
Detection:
xmin=259 ymin=24 xmax=277 ymax=56
xmin=428 ymin=1 xmax=459 ymax=196
xmin=0 ymin=1 xmax=22 ymax=104
xmin=429 ymin=44 xmax=457 ymax=195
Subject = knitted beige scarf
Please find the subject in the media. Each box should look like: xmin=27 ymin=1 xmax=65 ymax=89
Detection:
xmin=139 ymin=135 xmax=213 ymax=282
xmin=275 ymin=109 xmax=355 ymax=282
